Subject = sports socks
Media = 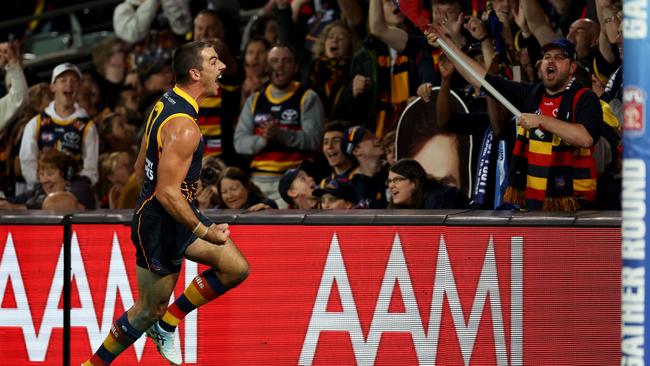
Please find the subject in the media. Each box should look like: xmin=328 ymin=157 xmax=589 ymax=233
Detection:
xmin=158 ymin=269 xmax=226 ymax=332
xmin=82 ymin=312 xmax=144 ymax=365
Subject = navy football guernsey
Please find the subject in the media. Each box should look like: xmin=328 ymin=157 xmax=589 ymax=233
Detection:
xmin=136 ymin=86 xmax=205 ymax=212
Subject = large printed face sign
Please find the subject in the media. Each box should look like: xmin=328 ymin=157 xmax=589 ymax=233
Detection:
xmin=396 ymin=87 xmax=474 ymax=195
xmin=0 ymin=224 xmax=620 ymax=365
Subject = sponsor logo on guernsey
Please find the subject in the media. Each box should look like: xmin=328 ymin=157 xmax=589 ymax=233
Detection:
xmin=63 ymin=132 xmax=80 ymax=145
xmin=281 ymin=109 xmax=298 ymax=123
xmin=42 ymin=133 xmax=55 ymax=143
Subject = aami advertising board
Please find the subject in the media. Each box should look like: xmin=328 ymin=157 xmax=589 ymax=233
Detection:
xmin=0 ymin=224 xmax=620 ymax=365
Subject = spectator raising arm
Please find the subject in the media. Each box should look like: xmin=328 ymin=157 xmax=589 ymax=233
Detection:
xmin=425 ymin=26 xmax=487 ymax=89
xmin=521 ymin=0 xmax=556 ymax=47
xmin=337 ymin=0 xmax=364 ymax=28
xmin=596 ymin=0 xmax=617 ymax=64
xmin=0 ymin=42 xmax=27 ymax=131
xmin=113 ymin=0 xmax=160 ymax=44
xmin=368 ymin=0 xmax=408 ymax=51
xmin=463 ymin=16 xmax=495 ymax=68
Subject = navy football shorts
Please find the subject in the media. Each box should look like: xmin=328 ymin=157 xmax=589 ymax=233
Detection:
xmin=131 ymin=205 xmax=213 ymax=275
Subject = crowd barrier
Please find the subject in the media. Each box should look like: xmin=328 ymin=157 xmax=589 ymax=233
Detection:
xmin=0 ymin=209 xmax=621 ymax=365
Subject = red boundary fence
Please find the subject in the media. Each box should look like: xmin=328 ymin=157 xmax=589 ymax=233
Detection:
xmin=0 ymin=210 xmax=621 ymax=365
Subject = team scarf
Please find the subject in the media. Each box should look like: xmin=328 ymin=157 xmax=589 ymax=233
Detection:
xmin=503 ymin=83 xmax=596 ymax=211
xmin=472 ymin=127 xmax=494 ymax=206
xmin=493 ymin=139 xmax=509 ymax=209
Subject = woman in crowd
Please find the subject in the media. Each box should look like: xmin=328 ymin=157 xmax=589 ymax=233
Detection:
xmin=387 ymin=159 xmax=470 ymax=209
xmin=0 ymin=150 xmax=96 ymax=210
xmin=307 ymin=20 xmax=360 ymax=119
xmin=2 ymin=82 xmax=53 ymax=196
xmin=98 ymin=112 xmax=137 ymax=154
xmin=216 ymin=166 xmax=278 ymax=211
xmin=98 ymin=151 xmax=137 ymax=209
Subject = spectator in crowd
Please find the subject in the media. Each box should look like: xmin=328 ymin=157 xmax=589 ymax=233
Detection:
xmin=238 ymin=0 xmax=278 ymax=55
xmin=91 ymin=36 xmax=128 ymax=111
xmin=272 ymin=0 xmax=342 ymax=63
xmin=342 ymin=125 xmax=389 ymax=208
xmin=41 ymin=191 xmax=85 ymax=210
xmin=194 ymin=155 xmax=227 ymax=210
xmin=22 ymin=83 xmax=54 ymax=119
xmin=321 ymin=120 xmax=356 ymax=184
xmin=426 ymin=28 xmax=602 ymax=211
xmin=307 ymin=21 xmax=360 ymax=120
xmin=480 ymin=0 xmax=518 ymax=66
xmin=216 ymin=166 xmax=278 ymax=211
xmin=114 ymin=85 xmax=144 ymax=126
xmin=519 ymin=0 xmax=557 ymax=51
xmin=357 ymin=0 xmax=422 ymax=136
xmin=241 ymin=37 xmax=271 ymax=107
xmin=2 ymin=83 xmax=53 ymax=196
xmin=520 ymin=0 xmax=619 ymax=85
xmin=387 ymin=158 xmax=470 ymax=209
xmin=381 ymin=130 xmax=397 ymax=166
xmin=512 ymin=0 xmax=541 ymax=82
xmin=278 ymin=160 xmax=319 ymax=209
xmin=138 ymin=52 xmax=176 ymax=109
xmin=19 ymin=62 xmax=99 ymax=187
xmin=234 ymin=44 xmax=324 ymax=207
xmin=249 ymin=13 xmax=279 ymax=48
xmin=596 ymin=0 xmax=623 ymax=104
xmin=193 ymin=9 xmax=225 ymax=42
xmin=0 ymin=150 xmax=96 ymax=210
xmin=99 ymin=151 xmax=137 ymax=209
xmin=113 ymin=0 xmax=192 ymax=44
xmin=313 ymin=176 xmax=357 ymax=209
xmin=434 ymin=53 xmax=514 ymax=209
xmin=0 ymin=41 xmax=28 ymax=131
xmin=77 ymin=72 xmax=105 ymax=122
xmin=583 ymin=1 xmax=622 ymax=212
xmin=418 ymin=11 xmax=497 ymax=104
xmin=567 ymin=18 xmax=619 ymax=83
xmin=204 ymin=0 xmax=242 ymax=54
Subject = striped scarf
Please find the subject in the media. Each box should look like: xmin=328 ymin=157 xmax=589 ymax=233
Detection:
xmin=504 ymin=86 xmax=597 ymax=211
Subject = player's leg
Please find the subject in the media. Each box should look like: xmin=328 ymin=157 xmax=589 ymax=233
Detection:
xmin=156 ymin=237 xmax=249 ymax=334
xmin=83 ymin=267 xmax=179 ymax=365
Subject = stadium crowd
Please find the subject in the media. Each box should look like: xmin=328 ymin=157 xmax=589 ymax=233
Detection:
xmin=0 ymin=0 xmax=623 ymax=212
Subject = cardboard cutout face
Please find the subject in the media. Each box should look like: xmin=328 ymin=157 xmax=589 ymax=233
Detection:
xmin=396 ymin=87 xmax=473 ymax=195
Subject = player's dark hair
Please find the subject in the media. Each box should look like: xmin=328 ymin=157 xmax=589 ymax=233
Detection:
xmin=172 ymin=41 xmax=213 ymax=84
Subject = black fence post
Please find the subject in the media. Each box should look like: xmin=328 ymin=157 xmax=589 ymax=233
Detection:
xmin=63 ymin=215 xmax=72 ymax=366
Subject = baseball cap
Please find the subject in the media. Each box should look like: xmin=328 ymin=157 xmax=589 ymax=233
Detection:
xmin=278 ymin=160 xmax=313 ymax=206
xmin=541 ymin=39 xmax=577 ymax=61
xmin=312 ymin=177 xmax=357 ymax=203
xmin=51 ymin=62 xmax=82 ymax=84
xmin=342 ymin=125 xmax=370 ymax=156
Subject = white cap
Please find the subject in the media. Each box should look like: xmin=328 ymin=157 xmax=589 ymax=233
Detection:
xmin=51 ymin=62 xmax=82 ymax=84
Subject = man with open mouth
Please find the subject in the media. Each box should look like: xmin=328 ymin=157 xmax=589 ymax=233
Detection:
xmin=426 ymin=28 xmax=603 ymax=211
